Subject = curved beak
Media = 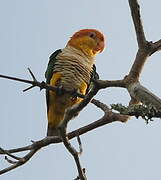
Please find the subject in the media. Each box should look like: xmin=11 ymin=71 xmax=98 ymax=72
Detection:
xmin=98 ymin=40 xmax=105 ymax=53
xmin=94 ymin=40 xmax=105 ymax=54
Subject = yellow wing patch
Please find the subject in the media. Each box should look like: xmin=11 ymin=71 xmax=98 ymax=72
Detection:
xmin=50 ymin=72 xmax=62 ymax=86
xmin=48 ymin=72 xmax=64 ymax=127
xmin=70 ymin=81 xmax=88 ymax=105
xmin=47 ymin=73 xmax=88 ymax=129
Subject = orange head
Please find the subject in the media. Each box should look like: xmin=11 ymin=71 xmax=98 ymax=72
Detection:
xmin=67 ymin=29 xmax=105 ymax=57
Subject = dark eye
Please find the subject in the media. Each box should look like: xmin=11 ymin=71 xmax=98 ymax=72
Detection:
xmin=89 ymin=32 xmax=96 ymax=38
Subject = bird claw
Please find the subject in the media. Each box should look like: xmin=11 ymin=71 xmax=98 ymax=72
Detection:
xmin=56 ymin=85 xmax=64 ymax=95
xmin=71 ymin=89 xmax=79 ymax=99
xmin=39 ymin=81 xmax=46 ymax=91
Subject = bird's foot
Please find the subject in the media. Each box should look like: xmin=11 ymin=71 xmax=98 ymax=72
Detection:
xmin=56 ymin=85 xmax=64 ymax=96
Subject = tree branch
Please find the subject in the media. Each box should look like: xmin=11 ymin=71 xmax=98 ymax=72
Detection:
xmin=53 ymin=84 xmax=100 ymax=180
xmin=111 ymin=103 xmax=161 ymax=123
xmin=149 ymin=39 xmax=161 ymax=55
xmin=0 ymin=148 xmax=39 ymax=175
xmin=0 ymin=70 xmax=85 ymax=98
xmin=59 ymin=127 xmax=87 ymax=180
xmin=127 ymin=49 xmax=149 ymax=82
xmin=127 ymin=82 xmax=161 ymax=109
xmin=0 ymin=94 xmax=128 ymax=176
xmin=128 ymin=0 xmax=147 ymax=48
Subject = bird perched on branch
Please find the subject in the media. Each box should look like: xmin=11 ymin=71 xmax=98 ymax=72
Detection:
xmin=45 ymin=29 xmax=105 ymax=136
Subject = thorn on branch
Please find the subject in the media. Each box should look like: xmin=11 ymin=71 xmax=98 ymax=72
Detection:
xmin=27 ymin=68 xmax=37 ymax=82
xmin=77 ymin=134 xmax=83 ymax=155
xmin=23 ymin=85 xmax=35 ymax=92
xmin=23 ymin=68 xmax=38 ymax=92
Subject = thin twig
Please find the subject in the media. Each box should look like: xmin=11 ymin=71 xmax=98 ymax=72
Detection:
xmin=0 ymin=109 xmax=128 ymax=156
xmin=59 ymin=127 xmax=87 ymax=180
xmin=91 ymin=99 xmax=110 ymax=113
xmin=76 ymin=135 xmax=83 ymax=155
xmin=0 ymin=72 xmax=85 ymax=98
xmin=0 ymin=147 xmax=21 ymax=160
xmin=57 ymin=84 xmax=100 ymax=180
xmin=0 ymin=111 xmax=128 ymax=176
xmin=27 ymin=68 xmax=37 ymax=82
xmin=0 ymin=149 xmax=39 ymax=175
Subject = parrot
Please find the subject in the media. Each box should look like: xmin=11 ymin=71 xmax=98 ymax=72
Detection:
xmin=45 ymin=29 xmax=105 ymax=136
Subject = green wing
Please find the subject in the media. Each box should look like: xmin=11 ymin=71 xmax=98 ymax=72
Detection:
xmin=45 ymin=49 xmax=62 ymax=111
xmin=86 ymin=64 xmax=99 ymax=94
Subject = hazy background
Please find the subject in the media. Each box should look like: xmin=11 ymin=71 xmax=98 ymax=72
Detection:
xmin=0 ymin=0 xmax=161 ymax=179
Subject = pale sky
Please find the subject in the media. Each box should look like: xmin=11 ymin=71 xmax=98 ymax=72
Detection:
xmin=1 ymin=0 xmax=161 ymax=180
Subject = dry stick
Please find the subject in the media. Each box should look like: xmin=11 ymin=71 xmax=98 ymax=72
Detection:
xmin=125 ymin=1 xmax=161 ymax=109
xmin=0 ymin=72 xmax=56 ymax=92
xmin=127 ymin=49 xmax=149 ymax=82
xmin=0 ymin=70 xmax=85 ymax=98
xmin=128 ymin=0 xmax=147 ymax=48
xmin=0 ymin=96 xmax=128 ymax=176
xmin=0 ymin=68 xmax=127 ymax=99
xmin=91 ymin=99 xmax=110 ymax=112
xmin=127 ymin=82 xmax=161 ymax=109
xmin=58 ymin=85 xmax=99 ymax=180
xmin=150 ymin=39 xmax=161 ymax=55
xmin=0 ymin=148 xmax=39 ymax=175
xmin=59 ymin=84 xmax=128 ymax=180
xmin=0 ymin=99 xmax=126 ymax=157
xmin=0 ymin=148 xmax=21 ymax=161
xmin=0 ymin=78 xmax=120 ymax=177
xmin=59 ymin=127 xmax=87 ymax=180
xmin=127 ymin=0 xmax=161 ymax=81
xmin=76 ymin=135 xmax=83 ymax=155
xmin=125 ymin=0 xmax=161 ymax=109
xmin=0 ymin=71 xmax=126 ymax=93
xmin=111 ymin=103 xmax=161 ymax=120
xmin=0 ymin=109 xmax=128 ymax=156
xmin=0 ymin=144 xmax=35 ymax=154
xmin=0 ymin=85 xmax=117 ymax=177
xmin=127 ymin=0 xmax=148 ymax=81
xmin=94 ymin=79 xmax=126 ymax=89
